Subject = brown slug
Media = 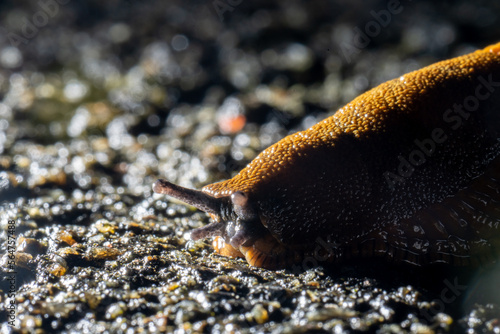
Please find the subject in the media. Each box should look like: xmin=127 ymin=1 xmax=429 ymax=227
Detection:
xmin=154 ymin=42 xmax=500 ymax=270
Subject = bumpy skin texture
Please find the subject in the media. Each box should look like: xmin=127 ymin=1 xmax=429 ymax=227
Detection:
xmin=155 ymin=43 xmax=500 ymax=269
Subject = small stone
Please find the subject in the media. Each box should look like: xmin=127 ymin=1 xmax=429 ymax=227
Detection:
xmin=85 ymin=247 xmax=122 ymax=261
xmin=251 ymin=304 xmax=269 ymax=324
xmin=47 ymin=261 xmax=67 ymax=277
xmin=17 ymin=237 xmax=48 ymax=256
xmin=57 ymin=230 xmax=78 ymax=246
xmin=95 ymin=219 xmax=116 ymax=234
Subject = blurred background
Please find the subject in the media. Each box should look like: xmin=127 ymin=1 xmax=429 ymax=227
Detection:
xmin=0 ymin=0 xmax=500 ymax=189
xmin=1 ymin=0 xmax=500 ymax=332
xmin=1 ymin=0 xmax=499 ymax=194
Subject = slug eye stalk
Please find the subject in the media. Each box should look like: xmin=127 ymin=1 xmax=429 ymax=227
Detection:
xmin=153 ymin=179 xmax=222 ymax=216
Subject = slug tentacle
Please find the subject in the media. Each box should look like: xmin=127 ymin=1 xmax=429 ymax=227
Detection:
xmin=153 ymin=179 xmax=223 ymax=216
xmin=189 ymin=221 xmax=226 ymax=240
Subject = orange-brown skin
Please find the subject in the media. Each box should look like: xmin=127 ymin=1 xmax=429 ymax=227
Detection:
xmin=154 ymin=42 xmax=500 ymax=269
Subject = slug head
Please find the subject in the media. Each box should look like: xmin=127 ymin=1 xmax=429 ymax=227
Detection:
xmin=153 ymin=179 xmax=297 ymax=269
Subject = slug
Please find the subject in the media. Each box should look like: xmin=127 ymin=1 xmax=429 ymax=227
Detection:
xmin=154 ymin=42 xmax=500 ymax=270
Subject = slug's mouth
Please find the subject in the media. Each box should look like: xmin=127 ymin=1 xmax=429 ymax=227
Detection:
xmin=153 ymin=179 xmax=299 ymax=269
xmin=189 ymin=215 xmax=262 ymax=251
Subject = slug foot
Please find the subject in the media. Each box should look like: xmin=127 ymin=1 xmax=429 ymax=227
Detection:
xmin=213 ymin=233 xmax=301 ymax=270
xmin=212 ymin=236 xmax=245 ymax=258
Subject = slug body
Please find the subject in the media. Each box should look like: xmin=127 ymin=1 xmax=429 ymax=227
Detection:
xmin=154 ymin=42 xmax=500 ymax=269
